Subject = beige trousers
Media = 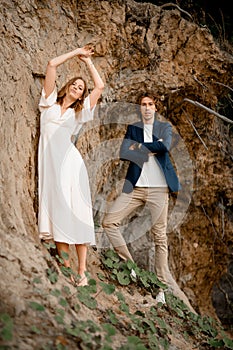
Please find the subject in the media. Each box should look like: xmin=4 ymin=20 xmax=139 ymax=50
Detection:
xmin=103 ymin=187 xmax=196 ymax=313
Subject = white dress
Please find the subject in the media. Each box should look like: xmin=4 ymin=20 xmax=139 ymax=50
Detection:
xmin=38 ymin=88 xmax=96 ymax=245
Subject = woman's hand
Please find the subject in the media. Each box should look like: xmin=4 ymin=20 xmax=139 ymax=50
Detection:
xmin=77 ymin=45 xmax=94 ymax=59
xmin=78 ymin=55 xmax=93 ymax=64
xmin=77 ymin=44 xmax=104 ymax=110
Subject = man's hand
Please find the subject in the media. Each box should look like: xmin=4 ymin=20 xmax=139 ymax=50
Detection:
xmin=129 ymin=143 xmax=139 ymax=150
xmin=129 ymin=143 xmax=156 ymax=156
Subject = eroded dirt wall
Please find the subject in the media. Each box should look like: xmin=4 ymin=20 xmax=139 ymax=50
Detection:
xmin=0 ymin=0 xmax=232 ymax=322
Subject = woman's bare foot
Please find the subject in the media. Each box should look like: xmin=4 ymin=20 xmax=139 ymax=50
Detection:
xmin=77 ymin=275 xmax=88 ymax=287
xmin=70 ymin=274 xmax=77 ymax=286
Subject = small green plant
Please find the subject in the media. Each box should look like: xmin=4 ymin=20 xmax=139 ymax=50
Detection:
xmin=30 ymin=325 xmax=41 ymax=334
xmin=32 ymin=276 xmax=42 ymax=284
xmin=99 ymin=281 xmax=115 ymax=295
xmin=106 ymin=310 xmax=118 ymax=325
xmin=0 ymin=313 xmax=13 ymax=341
xmin=54 ymin=308 xmax=65 ymax=325
xmin=65 ymin=319 xmax=102 ymax=348
xmin=77 ymin=284 xmax=98 ymax=310
xmin=50 ymin=288 xmax=61 ymax=297
xmin=29 ymin=301 xmax=45 ymax=312
xmin=101 ymin=249 xmax=166 ymax=293
xmin=46 ymin=266 xmax=58 ymax=284
xmin=120 ymin=335 xmax=148 ymax=349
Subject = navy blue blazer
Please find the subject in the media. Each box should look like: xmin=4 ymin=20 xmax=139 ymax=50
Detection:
xmin=120 ymin=120 xmax=180 ymax=193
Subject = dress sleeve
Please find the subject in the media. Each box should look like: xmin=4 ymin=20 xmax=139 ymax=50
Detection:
xmin=78 ymin=95 xmax=96 ymax=123
xmin=39 ymin=88 xmax=57 ymax=112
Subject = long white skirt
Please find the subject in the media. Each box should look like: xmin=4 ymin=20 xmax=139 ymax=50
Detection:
xmin=38 ymin=133 xmax=95 ymax=245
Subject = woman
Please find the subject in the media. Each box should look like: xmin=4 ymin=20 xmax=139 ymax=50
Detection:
xmin=38 ymin=45 xmax=104 ymax=286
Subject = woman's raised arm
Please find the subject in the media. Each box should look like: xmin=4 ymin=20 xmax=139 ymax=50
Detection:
xmin=43 ymin=46 xmax=94 ymax=98
xmin=79 ymin=56 xmax=104 ymax=109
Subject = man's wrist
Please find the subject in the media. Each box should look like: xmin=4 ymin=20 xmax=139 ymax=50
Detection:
xmin=132 ymin=142 xmax=142 ymax=150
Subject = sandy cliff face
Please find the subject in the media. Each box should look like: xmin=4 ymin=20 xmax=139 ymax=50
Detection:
xmin=0 ymin=0 xmax=232 ymax=343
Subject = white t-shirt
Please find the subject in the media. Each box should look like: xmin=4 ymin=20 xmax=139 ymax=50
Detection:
xmin=135 ymin=124 xmax=167 ymax=188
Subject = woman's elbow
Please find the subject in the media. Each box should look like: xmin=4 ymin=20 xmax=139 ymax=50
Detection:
xmin=97 ymin=82 xmax=105 ymax=91
xmin=47 ymin=59 xmax=57 ymax=68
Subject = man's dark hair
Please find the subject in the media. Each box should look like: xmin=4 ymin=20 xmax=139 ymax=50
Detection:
xmin=137 ymin=92 xmax=158 ymax=105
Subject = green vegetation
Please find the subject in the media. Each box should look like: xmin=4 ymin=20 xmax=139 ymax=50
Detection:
xmin=1 ymin=247 xmax=233 ymax=349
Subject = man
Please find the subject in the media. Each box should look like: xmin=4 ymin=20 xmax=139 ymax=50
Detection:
xmin=103 ymin=93 xmax=196 ymax=313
